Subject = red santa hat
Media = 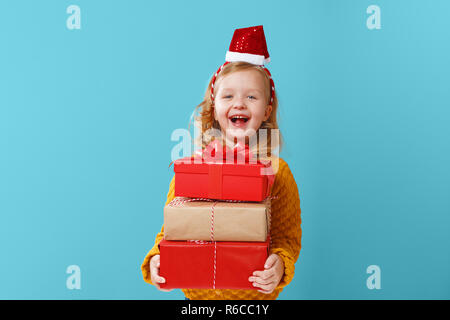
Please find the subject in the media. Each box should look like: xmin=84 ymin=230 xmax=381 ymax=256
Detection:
xmin=226 ymin=25 xmax=271 ymax=65
xmin=210 ymin=25 xmax=275 ymax=104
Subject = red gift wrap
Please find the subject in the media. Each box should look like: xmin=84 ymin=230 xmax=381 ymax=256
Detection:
xmin=159 ymin=238 xmax=269 ymax=290
xmin=173 ymin=141 xmax=275 ymax=202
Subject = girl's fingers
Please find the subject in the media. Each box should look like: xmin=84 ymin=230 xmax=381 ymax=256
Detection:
xmin=248 ymin=274 xmax=275 ymax=285
xmin=149 ymin=255 xmax=171 ymax=292
xmin=155 ymin=275 xmax=166 ymax=284
xmin=150 ymin=264 xmax=166 ymax=284
xmin=154 ymin=282 xmax=172 ymax=292
xmin=150 ymin=266 xmax=159 ymax=277
xmin=258 ymin=288 xmax=274 ymax=294
xmin=264 ymin=254 xmax=279 ymax=269
xmin=152 ymin=273 xmax=171 ymax=292
xmin=151 ymin=268 xmax=166 ymax=284
xmin=150 ymin=256 xmax=160 ymax=267
xmin=252 ymin=281 xmax=275 ymax=292
xmin=252 ymin=269 xmax=274 ymax=280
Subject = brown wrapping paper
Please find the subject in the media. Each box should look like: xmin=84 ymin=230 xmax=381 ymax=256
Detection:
xmin=164 ymin=197 xmax=271 ymax=242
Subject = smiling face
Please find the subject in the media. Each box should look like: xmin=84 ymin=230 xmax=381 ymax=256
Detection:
xmin=213 ymin=69 xmax=272 ymax=143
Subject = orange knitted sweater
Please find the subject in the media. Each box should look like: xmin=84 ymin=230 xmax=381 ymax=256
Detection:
xmin=141 ymin=157 xmax=302 ymax=300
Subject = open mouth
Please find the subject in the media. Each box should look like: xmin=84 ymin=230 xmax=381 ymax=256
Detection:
xmin=229 ymin=115 xmax=250 ymax=127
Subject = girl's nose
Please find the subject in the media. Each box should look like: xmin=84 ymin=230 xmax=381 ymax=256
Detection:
xmin=232 ymin=96 xmax=246 ymax=108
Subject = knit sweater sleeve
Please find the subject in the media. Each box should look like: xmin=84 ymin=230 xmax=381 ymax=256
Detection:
xmin=141 ymin=175 xmax=175 ymax=285
xmin=269 ymin=158 xmax=302 ymax=289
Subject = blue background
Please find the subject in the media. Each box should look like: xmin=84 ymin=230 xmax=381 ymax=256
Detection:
xmin=0 ymin=0 xmax=449 ymax=299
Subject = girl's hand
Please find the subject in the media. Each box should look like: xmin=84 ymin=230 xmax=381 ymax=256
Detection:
xmin=248 ymin=253 xmax=284 ymax=294
xmin=149 ymin=255 xmax=172 ymax=292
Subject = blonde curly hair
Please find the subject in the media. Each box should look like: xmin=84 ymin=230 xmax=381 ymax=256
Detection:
xmin=191 ymin=61 xmax=283 ymax=159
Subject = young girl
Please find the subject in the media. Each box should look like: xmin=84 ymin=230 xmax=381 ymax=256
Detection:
xmin=141 ymin=25 xmax=302 ymax=300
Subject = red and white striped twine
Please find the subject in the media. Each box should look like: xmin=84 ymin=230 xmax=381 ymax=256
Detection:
xmin=213 ymin=241 xmax=217 ymax=289
xmin=210 ymin=202 xmax=217 ymax=241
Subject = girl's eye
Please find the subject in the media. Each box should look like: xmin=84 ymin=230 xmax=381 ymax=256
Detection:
xmin=223 ymin=95 xmax=232 ymax=99
xmin=248 ymin=95 xmax=256 ymax=100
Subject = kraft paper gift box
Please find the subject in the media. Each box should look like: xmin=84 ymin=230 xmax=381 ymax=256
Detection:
xmin=159 ymin=238 xmax=269 ymax=290
xmin=164 ymin=197 xmax=271 ymax=242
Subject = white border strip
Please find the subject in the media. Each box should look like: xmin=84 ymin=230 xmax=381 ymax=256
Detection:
xmin=225 ymin=51 xmax=270 ymax=65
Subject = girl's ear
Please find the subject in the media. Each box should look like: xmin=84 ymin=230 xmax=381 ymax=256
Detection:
xmin=264 ymin=105 xmax=273 ymax=121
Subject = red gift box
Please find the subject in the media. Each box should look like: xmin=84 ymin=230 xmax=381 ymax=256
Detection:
xmin=159 ymin=238 xmax=269 ymax=290
xmin=173 ymin=141 xmax=275 ymax=202
xmin=174 ymin=160 xmax=273 ymax=202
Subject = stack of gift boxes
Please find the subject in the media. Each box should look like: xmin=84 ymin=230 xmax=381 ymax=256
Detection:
xmin=158 ymin=142 xmax=275 ymax=290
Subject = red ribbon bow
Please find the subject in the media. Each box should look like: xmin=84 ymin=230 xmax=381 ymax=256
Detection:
xmin=194 ymin=140 xmax=253 ymax=163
